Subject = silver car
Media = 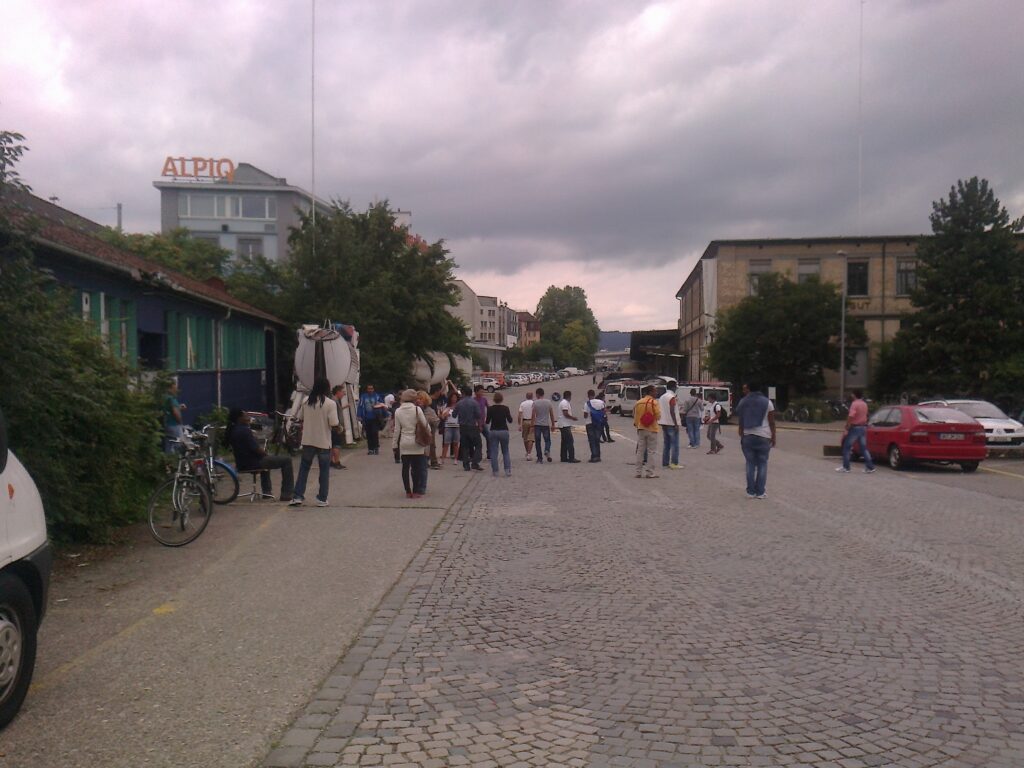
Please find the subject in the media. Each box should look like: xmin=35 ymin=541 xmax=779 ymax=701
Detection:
xmin=917 ymin=399 xmax=1024 ymax=445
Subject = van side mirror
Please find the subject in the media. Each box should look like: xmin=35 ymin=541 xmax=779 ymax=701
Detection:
xmin=0 ymin=407 xmax=8 ymax=473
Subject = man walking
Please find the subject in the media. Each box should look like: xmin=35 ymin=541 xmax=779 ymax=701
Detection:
xmin=583 ymin=389 xmax=606 ymax=462
xmin=705 ymin=393 xmax=724 ymax=454
xmin=658 ymin=380 xmax=681 ymax=469
xmin=558 ymin=390 xmax=581 ymax=463
xmin=837 ymin=389 xmax=876 ymax=474
xmin=735 ymin=382 xmax=776 ymax=499
xmin=532 ymin=388 xmax=557 ymax=463
xmin=452 ymin=386 xmax=484 ymax=471
xmin=357 ymin=384 xmax=386 ymax=455
xmin=518 ymin=391 xmax=535 ymax=460
xmin=474 ymin=385 xmax=490 ymax=459
xmin=633 ymin=385 xmax=661 ymax=478
xmin=680 ymin=387 xmax=704 ymax=448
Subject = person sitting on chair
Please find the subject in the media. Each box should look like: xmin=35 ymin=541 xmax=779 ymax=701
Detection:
xmin=226 ymin=408 xmax=295 ymax=501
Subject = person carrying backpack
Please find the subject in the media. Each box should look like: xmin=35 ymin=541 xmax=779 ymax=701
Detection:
xmin=632 ymin=385 xmax=661 ymax=478
xmin=704 ymin=393 xmax=725 ymax=454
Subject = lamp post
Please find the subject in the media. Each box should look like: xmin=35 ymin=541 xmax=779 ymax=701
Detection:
xmin=836 ymin=250 xmax=847 ymax=403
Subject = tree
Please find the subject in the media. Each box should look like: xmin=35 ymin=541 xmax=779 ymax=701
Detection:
xmin=705 ymin=273 xmax=865 ymax=401
xmin=534 ymin=286 xmax=600 ymax=367
xmin=285 ymin=201 xmax=469 ymax=389
xmin=876 ymin=177 xmax=1024 ymax=399
xmin=1 ymin=132 xmax=163 ymax=542
xmin=99 ymin=227 xmax=232 ymax=282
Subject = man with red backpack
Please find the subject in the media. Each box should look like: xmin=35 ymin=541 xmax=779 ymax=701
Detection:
xmin=633 ymin=385 xmax=661 ymax=478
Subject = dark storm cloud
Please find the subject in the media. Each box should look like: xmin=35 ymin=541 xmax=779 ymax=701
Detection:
xmin=4 ymin=0 xmax=1023 ymax=323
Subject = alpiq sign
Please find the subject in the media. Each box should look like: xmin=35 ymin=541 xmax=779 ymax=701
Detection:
xmin=161 ymin=156 xmax=236 ymax=183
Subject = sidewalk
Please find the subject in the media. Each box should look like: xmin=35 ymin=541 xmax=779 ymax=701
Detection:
xmin=1 ymin=443 xmax=476 ymax=768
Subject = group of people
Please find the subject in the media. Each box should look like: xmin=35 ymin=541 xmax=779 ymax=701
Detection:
xmin=632 ymin=380 xmax=774 ymax=498
xmin=211 ymin=374 xmax=793 ymax=507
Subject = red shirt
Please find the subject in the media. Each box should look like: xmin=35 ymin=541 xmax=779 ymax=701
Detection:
xmin=848 ymin=399 xmax=869 ymax=426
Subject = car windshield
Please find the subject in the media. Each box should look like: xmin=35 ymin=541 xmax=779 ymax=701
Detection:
xmin=705 ymin=388 xmax=729 ymax=402
xmin=951 ymin=401 xmax=1008 ymax=419
xmin=914 ymin=407 xmax=976 ymax=424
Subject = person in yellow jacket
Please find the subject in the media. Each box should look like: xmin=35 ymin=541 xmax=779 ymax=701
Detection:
xmin=633 ymin=385 xmax=661 ymax=478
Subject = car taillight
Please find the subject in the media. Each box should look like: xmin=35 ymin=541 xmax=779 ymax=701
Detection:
xmin=972 ymin=432 xmax=987 ymax=444
xmin=909 ymin=431 xmax=930 ymax=443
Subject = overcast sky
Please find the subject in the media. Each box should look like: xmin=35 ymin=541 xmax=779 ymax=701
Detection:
xmin=4 ymin=0 xmax=1023 ymax=330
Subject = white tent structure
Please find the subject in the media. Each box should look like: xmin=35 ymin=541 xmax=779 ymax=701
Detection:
xmin=291 ymin=323 xmax=361 ymax=444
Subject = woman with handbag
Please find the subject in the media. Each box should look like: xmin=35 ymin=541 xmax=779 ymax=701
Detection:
xmin=392 ymin=389 xmax=431 ymax=499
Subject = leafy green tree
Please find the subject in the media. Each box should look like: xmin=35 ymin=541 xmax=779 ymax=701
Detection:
xmin=705 ymin=273 xmax=865 ymax=401
xmin=877 ymin=177 xmax=1024 ymax=399
xmin=285 ymin=201 xmax=468 ymax=389
xmin=99 ymin=227 xmax=231 ymax=282
xmin=1 ymin=133 xmax=163 ymax=541
xmin=534 ymin=286 xmax=599 ymax=367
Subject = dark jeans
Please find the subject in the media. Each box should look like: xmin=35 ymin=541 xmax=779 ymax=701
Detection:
xmin=254 ymin=454 xmax=294 ymax=497
xmin=402 ymin=454 xmax=428 ymax=493
xmin=585 ymin=423 xmax=601 ymax=460
xmin=559 ymin=426 xmax=576 ymax=461
xmin=293 ymin=446 xmax=331 ymax=502
xmin=460 ymin=426 xmax=482 ymax=468
xmin=740 ymin=435 xmax=772 ymax=496
xmin=363 ymin=417 xmax=380 ymax=451
xmin=534 ymin=425 xmax=552 ymax=460
xmin=602 ymin=420 xmax=612 ymax=441
xmin=661 ymin=425 xmax=679 ymax=466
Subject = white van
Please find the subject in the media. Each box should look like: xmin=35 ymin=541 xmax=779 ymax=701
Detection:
xmin=0 ymin=406 xmax=52 ymax=730
xmin=603 ymin=381 xmax=624 ymax=413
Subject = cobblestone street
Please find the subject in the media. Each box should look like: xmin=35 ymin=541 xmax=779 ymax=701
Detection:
xmin=263 ymin=434 xmax=1024 ymax=768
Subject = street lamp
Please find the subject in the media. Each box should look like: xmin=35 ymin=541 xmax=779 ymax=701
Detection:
xmin=836 ymin=250 xmax=847 ymax=403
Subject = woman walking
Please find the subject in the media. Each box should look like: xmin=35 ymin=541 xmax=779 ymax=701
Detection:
xmin=485 ymin=391 xmax=514 ymax=477
xmin=289 ymin=377 xmax=340 ymax=507
xmin=393 ymin=389 xmax=430 ymax=498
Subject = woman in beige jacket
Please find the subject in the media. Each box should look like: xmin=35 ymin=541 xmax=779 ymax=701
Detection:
xmin=392 ymin=389 xmax=429 ymax=498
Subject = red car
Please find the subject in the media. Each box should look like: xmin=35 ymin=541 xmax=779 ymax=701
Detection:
xmin=858 ymin=405 xmax=987 ymax=472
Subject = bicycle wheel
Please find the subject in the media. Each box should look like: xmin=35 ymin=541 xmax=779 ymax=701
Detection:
xmin=797 ymin=406 xmax=811 ymax=422
xmin=203 ymin=459 xmax=239 ymax=505
xmin=148 ymin=476 xmax=213 ymax=547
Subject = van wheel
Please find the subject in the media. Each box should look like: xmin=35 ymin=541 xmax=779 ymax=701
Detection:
xmin=0 ymin=573 xmax=38 ymax=730
xmin=888 ymin=444 xmax=904 ymax=471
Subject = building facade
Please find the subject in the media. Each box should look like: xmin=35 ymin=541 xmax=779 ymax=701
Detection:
xmin=676 ymin=237 xmax=921 ymax=392
xmin=4 ymin=192 xmax=285 ymax=419
xmin=154 ymin=162 xmax=331 ymax=262
xmin=517 ymin=311 xmax=540 ymax=348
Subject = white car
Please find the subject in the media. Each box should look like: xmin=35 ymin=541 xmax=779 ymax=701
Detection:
xmin=917 ymin=399 xmax=1024 ymax=445
xmin=507 ymin=374 xmax=529 ymax=386
xmin=0 ymin=406 xmax=52 ymax=730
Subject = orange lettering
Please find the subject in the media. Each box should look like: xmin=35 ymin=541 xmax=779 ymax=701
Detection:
xmin=161 ymin=156 xmax=179 ymax=176
xmin=216 ymin=158 xmax=236 ymax=182
xmin=192 ymin=157 xmax=209 ymax=176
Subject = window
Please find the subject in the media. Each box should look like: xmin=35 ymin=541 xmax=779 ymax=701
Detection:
xmin=797 ymin=259 xmax=820 ymax=284
xmin=179 ymin=193 xmax=275 ymax=220
xmin=237 ymin=238 xmax=263 ymax=258
xmin=896 ymin=259 xmax=917 ymax=295
xmin=187 ymin=194 xmax=216 ymax=217
xmin=846 ymin=261 xmax=869 ymax=297
xmin=221 ymin=321 xmax=266 ymax=370
xmin=242 ymin=195 xmax=271 ymax=219
xmin=748 ymin=259 xmax=771 ymax=295
xmin=165 ymin=311 xmax=215 ymax=370
xmin=216 ymin=195 xmax=241 ymax=218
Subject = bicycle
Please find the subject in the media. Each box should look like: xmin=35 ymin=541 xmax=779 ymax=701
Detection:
xmin=268 ymin=410 xmax=302 ymax=456
xmin=148 ymin=435 xmax=214 ymax=546
xmin=187 ymin=425 xmax=239 ymax=505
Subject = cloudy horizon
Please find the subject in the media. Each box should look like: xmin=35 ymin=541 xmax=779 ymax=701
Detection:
xmin=4 ymin=0 xmax=1022 ymax=330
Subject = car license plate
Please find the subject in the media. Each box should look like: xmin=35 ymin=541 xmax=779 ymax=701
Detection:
xmin=939 ymin=433 xmax=965 ymax=440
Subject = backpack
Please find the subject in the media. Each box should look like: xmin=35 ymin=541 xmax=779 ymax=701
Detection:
xmin=716 ymin=403 xmax=728 ymax=425
xmin=638 ymin=399 xmax=657 ymax=427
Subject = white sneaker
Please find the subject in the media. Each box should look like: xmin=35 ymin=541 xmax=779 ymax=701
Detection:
xmin=864 ymin=467 xmax=876 ymax=474
xmin=835 ymin=467 xmax=851 ymax=473
xmin=755 ymin=493 xmax=767 ymax=499
xmin=288 ymin=498 xmax=303 ymax=506
xmin=315 ymin=498 xmax=329 ymax=507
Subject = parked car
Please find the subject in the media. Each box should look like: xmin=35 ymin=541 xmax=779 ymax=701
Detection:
xmin=470 ymin=377 xmax=500 ymax=393
xmin=916 ymin=399 xmax=1024 ymax=446
xmin=858 ymin=404 xmax=987 ymax=472
xmin=507 ymin=374 xmax=529 ymax=386
xmin=0 ymin=406 xmax=53 ymax=729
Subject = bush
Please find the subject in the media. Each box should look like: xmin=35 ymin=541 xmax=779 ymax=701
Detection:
xmin=0 ymin=250 xmax=164 ymax=542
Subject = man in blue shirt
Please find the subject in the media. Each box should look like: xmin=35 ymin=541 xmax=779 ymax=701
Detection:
xmin=734 ymin=382 xmax=776 ymax=499
xmin=452 ymin=386 xmax=483 ymax=471
xmin=357 ymin=384 xmax=386 ymax=455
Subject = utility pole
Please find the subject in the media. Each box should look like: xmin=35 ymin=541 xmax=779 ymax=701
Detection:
xmin=116 ymin=202 xmax=123 ymax=231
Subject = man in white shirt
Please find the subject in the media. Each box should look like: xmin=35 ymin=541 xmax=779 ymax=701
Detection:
xmin=657 ymin=381 xmax=681 ymax=469
xmin=557 ymin=391 xmax=580 ymax=463
xmin=517 ymin=392 xmax=535 ymax=460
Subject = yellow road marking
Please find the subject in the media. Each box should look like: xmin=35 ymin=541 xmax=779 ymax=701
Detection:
xmin=151 ymin=602 xmax=177 ymax=615
xmin=980 ymin=465 xmax=1024 ymax=480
